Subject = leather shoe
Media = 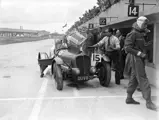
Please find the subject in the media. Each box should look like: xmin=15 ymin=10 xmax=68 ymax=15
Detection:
xmin=126 ymin=98 xmax=140 ymax=104
xmin=40 ymin=73 xmax=44 ymax=78
xmin=146 ymin=101 xmax=158 ymax=111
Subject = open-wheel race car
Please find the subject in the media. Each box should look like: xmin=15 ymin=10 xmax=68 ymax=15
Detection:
xmin=38 ymin=34 xmax=111 ymax=90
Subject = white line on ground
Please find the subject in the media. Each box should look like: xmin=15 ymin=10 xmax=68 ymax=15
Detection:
xmin=0 ymin=95 xmax=146 ymax=101
xmin=73 ymin=87 xmax=80 ymax=97
xmin=28 ymin=78 xmax=48 ymax=120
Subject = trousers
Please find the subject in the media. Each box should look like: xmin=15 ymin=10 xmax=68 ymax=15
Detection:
xmin=127 ymin=54 xmax=151 ymax=101
xmin=106 ymin=50 xmax=120 ymax=72
xmin=119 ymin=50 xmax=127 ymax=77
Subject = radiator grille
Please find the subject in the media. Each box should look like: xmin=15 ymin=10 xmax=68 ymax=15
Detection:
xmin=76 ymin=55 xmax=90 ymax=76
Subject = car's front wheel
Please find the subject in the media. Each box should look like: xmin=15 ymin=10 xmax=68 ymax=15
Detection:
xmin=53 ymin=63 xmax=63 ymax=90
xmin=98 ymin=61 xmax=111 ymax=87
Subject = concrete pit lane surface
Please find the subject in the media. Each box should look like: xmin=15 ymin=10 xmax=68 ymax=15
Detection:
xmin=0 ymin=39 xmax=158 ymax=120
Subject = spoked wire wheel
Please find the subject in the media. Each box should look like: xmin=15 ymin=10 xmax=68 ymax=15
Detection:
xmin=98 ymin=62 xmax=111 ymax=87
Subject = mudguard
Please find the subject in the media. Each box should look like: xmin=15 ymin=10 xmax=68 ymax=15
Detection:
xmin=51 ymin=56 xmax=64 ymax=74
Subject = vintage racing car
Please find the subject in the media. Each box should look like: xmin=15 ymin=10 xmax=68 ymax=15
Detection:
xmin=38 ymin=32 xmax=111 ymax=90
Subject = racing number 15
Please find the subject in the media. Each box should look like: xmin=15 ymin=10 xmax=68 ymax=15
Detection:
xmin=93 ymin=54 xmax=101 ymax=62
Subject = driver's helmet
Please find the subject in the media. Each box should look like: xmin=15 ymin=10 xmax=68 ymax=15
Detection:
xmin=136 ymin=16 xmax=149 ymax=30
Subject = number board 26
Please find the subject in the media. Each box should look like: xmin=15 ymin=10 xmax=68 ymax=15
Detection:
xmin=99 ymin=17 xmax=107 ymax=25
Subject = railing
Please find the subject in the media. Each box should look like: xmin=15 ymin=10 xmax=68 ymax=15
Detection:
xmin=125 ymin=2 xmax=156 ymax=11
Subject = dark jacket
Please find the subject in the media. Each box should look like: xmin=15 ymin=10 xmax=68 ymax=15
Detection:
xmin=124 ymin=22 xmax=147 ymax=77
xmin=125 ymin=22 xmax=147 ymax=56
xmin=124 ymin=53 xmax=133 ymax=78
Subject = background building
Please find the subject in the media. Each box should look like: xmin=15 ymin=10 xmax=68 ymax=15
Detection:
xmin=78 ymin=0 xmax=159 ymax=87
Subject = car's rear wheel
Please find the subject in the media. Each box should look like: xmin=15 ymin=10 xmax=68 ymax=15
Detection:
xmin=98 ymin=61 xmax=111 ymax=87
xmin=53 ymin=63 xmax=63 ymax=90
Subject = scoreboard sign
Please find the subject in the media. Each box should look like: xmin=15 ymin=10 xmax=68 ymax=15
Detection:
xmin=99 ymin=17 xmax=106 ymax=25
xmin=88 ymin=23 xmax=94 ymax=29
xmin=128 ymin=5 xmax=139 ymax=17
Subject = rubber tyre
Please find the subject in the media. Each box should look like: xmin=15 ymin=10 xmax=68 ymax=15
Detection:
xmin=53 ymin=63 xmax=63 ymax=90
xmin=98 ymin=61 xmax=111 ymax=87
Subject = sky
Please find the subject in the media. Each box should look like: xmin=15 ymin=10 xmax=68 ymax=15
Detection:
xmin=0 ymin=0 xmax=97 ymax=33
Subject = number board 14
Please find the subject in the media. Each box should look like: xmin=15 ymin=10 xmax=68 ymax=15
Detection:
xmin=128 ymin=5 xmax=139 ymax=17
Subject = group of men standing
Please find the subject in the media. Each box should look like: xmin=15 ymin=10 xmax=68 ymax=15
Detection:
xmin=84 ymin=26 xmax=126 ymax=85
xmin=84 ymin=16 xmax=157 ymax=111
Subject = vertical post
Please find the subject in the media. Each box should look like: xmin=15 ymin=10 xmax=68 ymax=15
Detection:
xmin=143 ymin=3 xmax=144 ymax=11
xmin=157 ymin=0 xmax=159 ymax=5
xmin=129 ymin=0 xmax=135 ymax=5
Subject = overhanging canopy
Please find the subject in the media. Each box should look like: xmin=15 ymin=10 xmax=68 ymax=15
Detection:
xmin=102 ymin=4 xmax=159 ymax=29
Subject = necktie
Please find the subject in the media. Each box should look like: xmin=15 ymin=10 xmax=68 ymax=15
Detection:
xmin=107 ymin=37 xmax=110 ymax=47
